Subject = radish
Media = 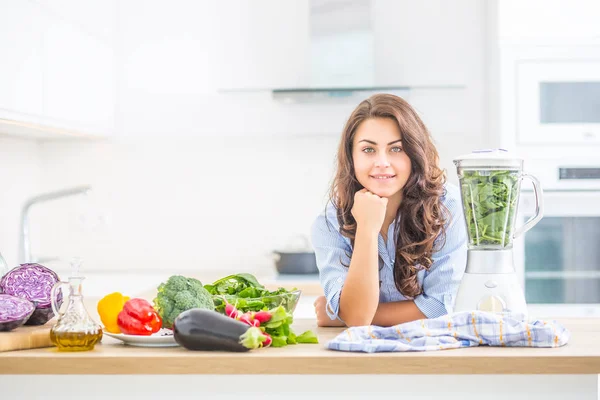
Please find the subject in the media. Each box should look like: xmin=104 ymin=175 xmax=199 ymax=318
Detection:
xmin=238 ymin=312 xmax=254 ymax=326
xmin=262 ymin=332 xmax=273 ymax=347
xmin=225 ymin=303 xmax=239 ymax=319
xmin=253 ymin=311 xmax=272 ymax=324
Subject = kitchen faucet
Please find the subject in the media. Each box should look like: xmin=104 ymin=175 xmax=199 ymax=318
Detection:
xmin=19 ymin=185 xmax=92 ymax=264
xmin=0 ymin=251 xmax=8 ymax=276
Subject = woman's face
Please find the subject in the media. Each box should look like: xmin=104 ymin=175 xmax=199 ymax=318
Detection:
xmin=352 ymin=117 xmax=412 ymax=199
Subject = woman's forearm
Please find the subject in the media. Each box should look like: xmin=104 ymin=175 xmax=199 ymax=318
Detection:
xmin=338 ymin=227 xmax=380 ymax=326
xmin=371 ymin=301 xmax=426 ymax=326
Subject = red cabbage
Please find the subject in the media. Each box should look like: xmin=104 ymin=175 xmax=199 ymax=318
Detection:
xmin=0 ymin=263 xmax=61 ymax=325
xmin=0 ymin=294 xmax=35 ymax=331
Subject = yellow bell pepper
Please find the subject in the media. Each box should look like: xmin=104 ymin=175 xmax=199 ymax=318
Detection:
xmin=97 ymin=292 xmax=130 ymax=333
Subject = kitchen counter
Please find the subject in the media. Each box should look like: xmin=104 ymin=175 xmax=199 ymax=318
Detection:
xmin=1 ymin=318 xmax=599 ymax=375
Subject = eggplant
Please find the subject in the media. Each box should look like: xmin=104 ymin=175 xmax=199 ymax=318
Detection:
xmin=173 ymin=309 xmax=264 ymax=352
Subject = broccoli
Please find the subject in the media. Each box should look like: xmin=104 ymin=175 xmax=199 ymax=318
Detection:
xmin=153 ymin=275 xmax=214 ymax=328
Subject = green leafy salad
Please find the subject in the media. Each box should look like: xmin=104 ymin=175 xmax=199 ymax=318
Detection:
xmin=204 ymin=273 xmax=300 ymax=314
xmin=460 ymin=170 xmax=520 ymax=247
xmin=204 ymin=273 xmax=317 ymax=347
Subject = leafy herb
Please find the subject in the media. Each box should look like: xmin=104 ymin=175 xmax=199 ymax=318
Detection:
xmin=222 ymin=299 xmax=318 ymax=347
xmin=460 ymin=170 xmax=520 ymax=247
xmin=203 ymin=273 xmax=264 ymax=296
xmin=205 ymin=273 xmax=300 ymax=315
xmin=295 ymin=330 xmax=319 ymax=344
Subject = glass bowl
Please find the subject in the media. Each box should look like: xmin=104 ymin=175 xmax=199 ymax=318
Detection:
xmin=212 ymin=289 xmax=302 ymax=315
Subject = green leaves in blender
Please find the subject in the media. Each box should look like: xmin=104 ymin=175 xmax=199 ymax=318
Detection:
xmin=460 ymin=170 xmax=519 ymax=247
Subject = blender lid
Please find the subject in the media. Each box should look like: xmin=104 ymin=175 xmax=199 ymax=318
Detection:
xmin=453 ymin=148 xmax=523 ymax=169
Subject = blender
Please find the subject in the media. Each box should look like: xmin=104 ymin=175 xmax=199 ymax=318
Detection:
xmin=452 ymin=149 xmax=544 ymax=316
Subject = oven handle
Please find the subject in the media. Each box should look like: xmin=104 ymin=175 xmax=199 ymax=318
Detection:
xmin=514 ymin=173 xmax=544 ymax=238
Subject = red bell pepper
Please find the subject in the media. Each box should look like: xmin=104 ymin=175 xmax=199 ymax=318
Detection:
xmin=117 ymin=298 xmax=162 ymax=336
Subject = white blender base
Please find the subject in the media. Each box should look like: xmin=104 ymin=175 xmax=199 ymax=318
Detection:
xmin=453 ymin=272 xmax=528 ymax=317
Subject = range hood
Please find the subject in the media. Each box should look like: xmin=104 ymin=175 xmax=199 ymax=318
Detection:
xmin=219 ymin=0 xmax=465 ymax=101
xmin=305 ymin=0 xmax=387 ymax=91
xmin=272 ymin=0 xmax=402 ymax=102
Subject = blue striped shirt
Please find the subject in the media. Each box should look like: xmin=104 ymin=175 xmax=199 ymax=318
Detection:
xmin=310 ymin=183 xmax=468 ymax=322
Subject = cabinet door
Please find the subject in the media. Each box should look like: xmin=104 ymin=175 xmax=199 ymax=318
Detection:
xmin=372 ymin=0 xmax=479 ymax=87
xmin=217 ymin=0 xmax=310 ymax=90
xmin=42 ymin=13 xmax=115 ymax=133
xmin=0 ymin=0 xmax=44 ymax=118
xmin=499 ymin=0 xmax=600 ymax=41
xmin=35 ymin=0 xmax=117 ymax=43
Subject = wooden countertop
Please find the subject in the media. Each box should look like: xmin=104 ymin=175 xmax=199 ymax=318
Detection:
xmin=1 ymin=318 xmax=599 ymax=375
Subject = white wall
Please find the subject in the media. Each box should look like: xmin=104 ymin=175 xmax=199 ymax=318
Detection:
xmin=26 ymin=0 xmax=490 ymax=275
xmin=0 ymin=137 xmax=41 ymax=267
xmin=36 ymin=135 xmax=339 ymax=274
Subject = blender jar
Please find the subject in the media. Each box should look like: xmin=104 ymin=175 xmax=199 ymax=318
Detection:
xmin=454 ymin=149 xmax=544 ymax=250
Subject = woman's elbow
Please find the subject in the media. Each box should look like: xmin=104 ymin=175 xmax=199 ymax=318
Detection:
xmin=344 ymin=319 xmax=372 ymax=327
xmin=340 ymin=312 xmax=375 ymax=327
xmin=338 ymin=298 xmax=378 ymax=327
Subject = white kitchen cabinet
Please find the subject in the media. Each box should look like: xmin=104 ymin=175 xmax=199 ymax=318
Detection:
xmin=498 ymin=0 xmax=600 ymax=43
xmin=34 ymin=0 xmax=116 ymax=44
xmin=41 ymin=11 xmax=115 ymax=135
xmin=0 ymin=0 xmax=115 ymax=140
xmin=0 ymin=0 xmax=44 ymax=119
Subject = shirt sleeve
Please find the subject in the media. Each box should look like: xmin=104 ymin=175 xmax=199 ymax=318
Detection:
xmin=413 ymin=188 xmax=468 ymax=318
xmin=310 ymin=211 xmax=351 ymax=321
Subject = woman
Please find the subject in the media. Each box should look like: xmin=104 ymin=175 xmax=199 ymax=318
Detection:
xmin=311 ymin=94 xmax=467 ymax=327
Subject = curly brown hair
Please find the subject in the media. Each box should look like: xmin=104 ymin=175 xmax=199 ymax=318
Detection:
xmin=328 ymin=94 xmax=449 ymax=299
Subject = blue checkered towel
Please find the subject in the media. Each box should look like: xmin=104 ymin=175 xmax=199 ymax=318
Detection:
xmin=326 ymin=311 xmax=570 ymax=352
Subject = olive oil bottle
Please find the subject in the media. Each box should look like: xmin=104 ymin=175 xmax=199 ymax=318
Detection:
xmin=50 ymin=276 xmax=103 ymax=351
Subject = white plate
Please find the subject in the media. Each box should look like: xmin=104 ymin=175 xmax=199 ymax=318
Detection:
xmin=103 ymin=329 xmax=179 ymax=347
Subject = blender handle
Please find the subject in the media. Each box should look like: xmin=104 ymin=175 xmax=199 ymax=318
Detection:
xmin=513 ymin=173 xmax=544 ymax=239
xmin=51 ymin=281 xmax=68 ymax=318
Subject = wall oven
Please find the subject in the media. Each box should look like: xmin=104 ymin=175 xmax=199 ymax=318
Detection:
xmin=517 ymin=59 xmax=600 ymax=145
xmin=514 ymin=162 xmax=600 ymax=316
